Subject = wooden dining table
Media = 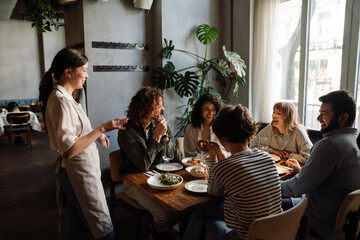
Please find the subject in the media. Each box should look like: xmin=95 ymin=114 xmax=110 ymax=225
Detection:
xmin=123 ymin=168 xmax=212 ymax=216
xmin=122 ymin=159 xmax=295 ymax=217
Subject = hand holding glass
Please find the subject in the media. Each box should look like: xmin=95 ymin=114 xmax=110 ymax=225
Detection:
xmin=258 ymin=137 xmax=269 ymax=152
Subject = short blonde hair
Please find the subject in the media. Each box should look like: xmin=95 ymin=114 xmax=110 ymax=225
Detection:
xmin=271 ymin=102 xmax=301 ymax=134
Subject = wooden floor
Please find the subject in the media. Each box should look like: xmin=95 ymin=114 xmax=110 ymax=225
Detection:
xmin=0 ymin=132 xmax=152 ymax=240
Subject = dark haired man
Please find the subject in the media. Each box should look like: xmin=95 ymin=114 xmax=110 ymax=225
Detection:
xmin=281 ymin=90 xmax=360 ymax=239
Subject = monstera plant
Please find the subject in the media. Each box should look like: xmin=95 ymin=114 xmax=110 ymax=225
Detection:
xmin=151 ymin=23 xmax=247 ymax=136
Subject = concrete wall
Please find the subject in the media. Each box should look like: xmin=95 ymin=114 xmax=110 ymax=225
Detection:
xmin=0 ymin=19 xmax=65 ymax=100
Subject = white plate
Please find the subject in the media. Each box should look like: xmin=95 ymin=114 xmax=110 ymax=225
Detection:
xmin=147 ymin=173 xmax=183 ymax=190
xmin=270 ymin=154 xmax=281 ymax=162
xmin=181 ymin=157 xmax=206 ymax=167
xmin=156 ymin=163 xmax=183 ymax=172
xmin=276 ymin=165 xmax=287 ymax=175
xmin=186 ymin=165 xmax=209 ymax=178
xmin=185 ymin=180 xmax=208 ymax=193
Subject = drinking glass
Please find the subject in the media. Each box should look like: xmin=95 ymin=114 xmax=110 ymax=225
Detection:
xmin=162 ymin=143 xmax=174 ymax=164
xmin=258 ymin=137 xmax=269 ymax=152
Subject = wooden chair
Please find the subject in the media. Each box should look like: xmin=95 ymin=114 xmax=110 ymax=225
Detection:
xmin=247 ymin=197 xmax=308 ymax=240
xmin=176 ymin=137 xmax=185 ymax=158
xmin=334 ymin=189 xmax=360 ymax=240
xmin=4 ymin=113 xmax=32 ymax=151
xmin=109 ymin=150 xmax=148 ymax=240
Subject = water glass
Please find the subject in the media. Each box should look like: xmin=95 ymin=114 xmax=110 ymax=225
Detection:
xmin=258 ymin=137 xmax=269 ymax=152
xmin=162 ymin=143 xmax=174 ymax=163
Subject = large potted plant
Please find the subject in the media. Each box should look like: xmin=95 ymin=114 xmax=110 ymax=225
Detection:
xmin=151 ymin=23 xmax=247 ymax=136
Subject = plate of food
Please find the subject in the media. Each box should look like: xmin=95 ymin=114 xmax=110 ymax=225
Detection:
xmin=156 ymin=163 xmax=183 ymax=172
xmin=182 ymin=157 xmax=206 ymax=167
xmin=147 ymin=173 xmax=183 ymax=190
xmin=186 ymin=165 xmax=209 ymax=178
xmin=270 ymin=154 xmax=281 ymax=162
xmin=275 ymin=165 xmax=287 ymax=175
xmin=185 ymin=180 xmax=208 ymax=193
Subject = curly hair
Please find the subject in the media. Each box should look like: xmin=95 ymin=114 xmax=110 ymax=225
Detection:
xmin=191 ymin=93 xmax=222 ymax=128
xmin=212 ymin=104 xmax=259 ymax=144
xmin=271 ymin=102 xmax=301 ymax=134
xmin=126 ymin=87 xmax=163 ymax=127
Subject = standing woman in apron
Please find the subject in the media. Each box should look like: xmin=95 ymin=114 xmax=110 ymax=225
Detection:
xmin=39 ymin=48 xmax=127 ymax=240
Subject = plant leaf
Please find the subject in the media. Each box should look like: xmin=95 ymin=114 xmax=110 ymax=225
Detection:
xmin=151 ymin=62 xmax=179 ymax=90
xmin=158 ymin=39 xmax=175 ymax=60
xmin=196 ymin=24 xmax=219 ymax=45
xmin=223 ymin=46 xmax=247 ymax=78
xmin=212 ymin=59 xmax=231 ymax=77
xmin=174 ymin=71 xmax=199 ymax=97
xmin=233 ymin=76 xmax=246 ymax=97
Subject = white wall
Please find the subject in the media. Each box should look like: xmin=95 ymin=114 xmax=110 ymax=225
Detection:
xmin=0 ymin=19 xmax=65 ymax=100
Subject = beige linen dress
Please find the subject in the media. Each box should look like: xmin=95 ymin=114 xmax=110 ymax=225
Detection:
xmin=46 ymin=85 xmax=112 ymax=238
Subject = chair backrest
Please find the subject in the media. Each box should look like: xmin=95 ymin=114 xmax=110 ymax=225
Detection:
xmin=6 ymin=113 xmax=30 ymax=125
xmin=109 ymin=150 xmax=123 ymax=182
xmin=334 ymin=189 xmax=360 ymax=237
xmin=7 ymin=101 xmax=19 ymax=112
xmin=176 ymin=137 xmax=185 ymax=158
xmin=247 ymin=197 xmax=308 ymax=240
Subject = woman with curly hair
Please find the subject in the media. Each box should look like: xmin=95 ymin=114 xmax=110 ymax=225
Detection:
xmin=183 ymin=104 xmax=282 ymax=240
xmin=250 ymin=102 xmax=312 ymax=164
xmin=117 ymin=86 xmax=181 ymax=239
xmin=184 ymin=93 xmax=223 ymax=159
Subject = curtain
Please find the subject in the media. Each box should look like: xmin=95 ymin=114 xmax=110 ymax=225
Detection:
xmin=251 ymin=0 xmax=279 ymax=123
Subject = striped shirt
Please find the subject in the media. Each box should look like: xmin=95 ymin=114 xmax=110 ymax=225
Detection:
xmin=207 ymin=148 xmax=282 ymax=239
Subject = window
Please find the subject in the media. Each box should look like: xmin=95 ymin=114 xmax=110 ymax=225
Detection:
xmin=272 ymin=0 xmax=357 ymax=129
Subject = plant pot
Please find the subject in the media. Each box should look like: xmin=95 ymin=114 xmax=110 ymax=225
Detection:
xmin=134 ymin=0 xmax=153 ymax=10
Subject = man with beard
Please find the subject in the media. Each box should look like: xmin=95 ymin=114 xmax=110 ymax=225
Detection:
xmin=281 ymin=90 xmax=360 ymax=240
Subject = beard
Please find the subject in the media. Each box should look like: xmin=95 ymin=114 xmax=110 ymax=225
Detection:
xmin=320 ymin=116 xmax=339 ymax=133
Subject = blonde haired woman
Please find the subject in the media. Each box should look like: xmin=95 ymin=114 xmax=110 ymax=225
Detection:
xmin=250 ymin=102 xmax=312 ymax=164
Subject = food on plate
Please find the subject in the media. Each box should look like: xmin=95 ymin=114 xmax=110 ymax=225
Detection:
xmin=158 ymin=173 xmax=181 ymax=186
xmin=190 ymin=166 xmax=209 ymax=174
xmin=187 ymin=157 xmax=206 ymax=165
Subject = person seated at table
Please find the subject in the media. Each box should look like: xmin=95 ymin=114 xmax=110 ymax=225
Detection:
xmin=184 ymin=93 xmax=223 ymax=159
xmin=250 ymin=102 xmax=312 ymax=164
xmin=117 ymin=86 xmax=182 ymax=239
xmin=182 ymin=104 xmax=282 ymax=240
xmin=281 ymin=90 xmax=360 ymax=239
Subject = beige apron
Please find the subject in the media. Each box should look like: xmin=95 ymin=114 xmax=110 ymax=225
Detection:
xmin=58 ymin=89 xmax=112 ymax=239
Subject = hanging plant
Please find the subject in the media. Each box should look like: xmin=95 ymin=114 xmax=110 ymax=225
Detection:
xmin=151 ymin=23 xmax=247 ymax=136
xmin=24 ymin=0 xmax=63 ymax=32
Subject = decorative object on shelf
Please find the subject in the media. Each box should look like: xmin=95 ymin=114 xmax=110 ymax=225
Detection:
xmin=92 ymin=41 xmax=149 ymax=51
xmin=133 ymin=0 xmax=153 ymax=10
xmin=151 ymin=23 xmax=247 ymax=136
xmin=93 ymin=65 xmax=149 ymax=72
xmin=23 ymin=0 xmax=63 ymax=32
xmin=58 ymin=0 xmax=77 ymax=5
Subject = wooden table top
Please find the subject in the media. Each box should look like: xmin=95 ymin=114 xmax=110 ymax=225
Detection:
xmin=123 ymin=159 xmax=295 ymax=216
xmin=123 ymin=169 xmax=212 ymax=216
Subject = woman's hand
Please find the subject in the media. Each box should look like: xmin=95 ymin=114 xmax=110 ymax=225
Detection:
xmin=272 ymin=149 xmax=291 ymax=159
xmin=97 ymin=134 xmax=110 ymax=148
xmin=285 ymin=159 xmax=301 ymax=173
xmin=100 ymin=118 xmax=127 ymax=133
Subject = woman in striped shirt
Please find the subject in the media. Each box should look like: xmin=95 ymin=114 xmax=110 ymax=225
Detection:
xmin=183 ymin=104 xmax=282 ymax=240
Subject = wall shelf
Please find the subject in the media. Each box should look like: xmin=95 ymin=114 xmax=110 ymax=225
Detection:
xmin=92 ymin=41 xmax=149 ymax=50
xmin=93 ymin=65 xmax=149 ymax=72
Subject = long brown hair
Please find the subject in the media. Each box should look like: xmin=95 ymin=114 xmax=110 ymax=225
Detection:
xmin=39 ymin=48 xmax=88 ymax=132
xmin=126 ymin=87 xmax=163 ymax=127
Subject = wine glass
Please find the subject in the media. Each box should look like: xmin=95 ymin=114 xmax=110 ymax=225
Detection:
xmin=258 ymin=137 xmax=269 ymax=152
xmin=163 ymin=143 xmax=174 ymax=164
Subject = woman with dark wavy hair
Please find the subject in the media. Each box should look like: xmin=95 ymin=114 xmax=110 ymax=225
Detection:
xmin=40 ymin=48 xmax=127 ymax=240
xmin=183 ymin=104 xmax=282 ymax=240
xmin=184 ymin=93 xmax=222 ymax=159
xmin=117 ymin=86 xmax=181 ymax=239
